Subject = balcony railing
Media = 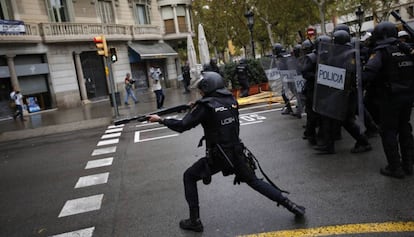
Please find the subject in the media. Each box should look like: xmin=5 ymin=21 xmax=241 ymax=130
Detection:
xmin=0 ymin=22 xmax=163 ymax=43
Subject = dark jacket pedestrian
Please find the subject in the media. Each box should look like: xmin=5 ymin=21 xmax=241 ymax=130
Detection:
xmin=182 ymin=62 xmax=191 ymax=93
xmin=148 ymin=71 xmax=305 ymax=233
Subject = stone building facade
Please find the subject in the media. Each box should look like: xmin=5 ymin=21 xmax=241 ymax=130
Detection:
xmin=0 ymin=0 xmax=193 ymax=119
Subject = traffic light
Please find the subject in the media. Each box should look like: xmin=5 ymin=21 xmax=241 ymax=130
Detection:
xmin=110 ymin=47 xmax=117 ymax=62
xmin=93 ymin=35 xmax=108 ymax=57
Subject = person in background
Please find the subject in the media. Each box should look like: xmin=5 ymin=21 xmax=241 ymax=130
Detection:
xmin=182 ymin=61 xmax=192 ymax=94
xmin=150 ymin=66 xmax=165 ymax=109
xmin=10 ymin=89 xmax=26 ymax=121
xmin=124 ymin=73 xmax=138 ymax=105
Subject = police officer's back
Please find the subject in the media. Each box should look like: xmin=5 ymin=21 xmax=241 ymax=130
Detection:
xmin=363 ymin=21 xmax=414 ymax=178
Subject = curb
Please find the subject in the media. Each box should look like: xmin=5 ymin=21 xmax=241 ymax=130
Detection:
xmin=0 ymin=117 xmax=113 ymax=142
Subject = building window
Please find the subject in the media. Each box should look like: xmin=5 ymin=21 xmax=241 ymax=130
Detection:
xmin=133 ymin=0 xmax=150 ymax=25
xmin=0 ymin=0 xmax=13 ymax=20
xmin=176 ymin=5 xmax=186 ymax=32
xmin=408 ymin=6 xmax=414 ymax=18
xmin=45 ymin=0 xmax=70 ymax=22
xmin=97 ymin=0 xmax=114 ymax=24
xmin=161 ymin=6 xmax=174 ymax=34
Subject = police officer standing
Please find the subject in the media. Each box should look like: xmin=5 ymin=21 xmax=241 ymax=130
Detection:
xmin=148 ymin=71 xmax=305 ymax=232
xmin=236 ymin=59 xmax=251 ymax=97
xmin=363 ymin=21 xmax=414 ymax=178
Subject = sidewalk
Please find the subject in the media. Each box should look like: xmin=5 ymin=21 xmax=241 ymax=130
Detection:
xmin=0 ymin=88 xmax=201 ymax=142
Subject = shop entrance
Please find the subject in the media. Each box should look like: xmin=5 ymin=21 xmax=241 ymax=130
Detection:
xmin=80 ymin=52 xmax=108 ymax=100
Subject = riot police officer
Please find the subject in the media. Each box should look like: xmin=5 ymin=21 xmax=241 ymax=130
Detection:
xmin=148 ymin=71 xmax=305 ymax=232
xmin=315 ymin=30 xmax=372 ymax=154
xmin=236 ymin=58 xmax=251 ymax=97
xmin=300 ymin=37 xmax=326 ymax=145
xmin=363 ymin=21 xmax=414 ymax=178
xmin=273 ymin=43 xmax=295 ymax=115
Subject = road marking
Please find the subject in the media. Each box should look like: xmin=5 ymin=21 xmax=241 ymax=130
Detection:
xmin=97 ymin=138 xmax=119 ymax=146
xmin=75 ymin=172 xmax=109 ymax=188
xmin=107 ymin=124 xmax=124 ymax=129
xmin=101 ymin=132 xmax=121 ymax=139
xmin=85 ymin=157 xmax=113 ymax=169
xmin=238 ymin=221 xmax=414 ymax=237
xmin=58 ymin=194 xmax=103 ymax=217
xmin=50 ymin=227 xmax=95 ymax=237
xmin=136 ymin=133 xmax=179 ymax=143
xmin=105 ymin=127 xmax=123 ymax=133
xmin=241 ymin=121 xmax=263 ymax=126
xmin=91 ymin=146 xmax=116 ymax=156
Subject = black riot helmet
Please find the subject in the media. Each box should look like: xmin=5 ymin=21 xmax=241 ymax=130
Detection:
xmin=333 ymin=24 xmax=350 ymax=34
xmin=373 ymin=21 xmax=398 ymax=41
xmin=293 ymin=44 xmax=302 ymax=57
xmin=272 ymin=43 xmax=284 ymax=56
xmin=314 ymin=35 xmax=331 ymax=51
xmin=197 ymin=71 xmax=231 ymax=96
xmin=333 ymin=30 xmax=351 ymax=45
xmin=302 ymin=39 xmax=314 ymax=54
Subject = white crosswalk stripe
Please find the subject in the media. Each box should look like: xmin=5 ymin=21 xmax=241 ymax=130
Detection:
xmin=75 ymin=173 xmax=109 ymax=189
xmin=105 ymin=127 xmax=123 ymax=133
xmin=91 ymin=146 xmax=116 ymax=156
xmin=97 ymin=138 xmax=119 ymax=146
xmin=85 ymin=157 xmax=113 ymax=169
xmin=50 ymin=227 xmax=95 ymax=237
xmin=101 ymin=132 xmax=121 ymax=139
xmin=58 ymin=194 xmax=103 ymax=217
xmin=107 ymin=124 xmax=124 ymax=129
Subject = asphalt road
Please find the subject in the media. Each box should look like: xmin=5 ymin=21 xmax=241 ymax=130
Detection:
xmin=0 ymin=104 xmax=413 ymax=237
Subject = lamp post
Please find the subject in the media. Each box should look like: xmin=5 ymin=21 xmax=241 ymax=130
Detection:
xmin=355 ymin=5 xmax=365 ymax=133
xmin=355 ymin=6 xmax=364 ymax=35
xmin=244 ymin=10 xmax=255 ymax=59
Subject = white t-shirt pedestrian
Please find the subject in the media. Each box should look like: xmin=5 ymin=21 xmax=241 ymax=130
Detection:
xmin=10 ymin=91 xmax=22 ymax=105
xmin=150 ymin=67 xmax=162 ymax=91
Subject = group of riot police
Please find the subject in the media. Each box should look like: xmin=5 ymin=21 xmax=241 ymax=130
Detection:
xmin=274 ymin=21 xmax=414 ymax=179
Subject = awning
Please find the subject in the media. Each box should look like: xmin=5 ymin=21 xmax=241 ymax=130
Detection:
xmin=128 ymin=42 xmax=178 ymax=60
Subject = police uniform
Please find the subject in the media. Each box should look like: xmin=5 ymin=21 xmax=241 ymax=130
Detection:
xmin=153 ymin=71 xmax=305 ymax=232
xmin=236 ymin=61 xmax=250 ymax=97
xmin=363 ymin=34 xmax=414 ymax=178
xmin=300 ymin=52 xmax=319 ymax=144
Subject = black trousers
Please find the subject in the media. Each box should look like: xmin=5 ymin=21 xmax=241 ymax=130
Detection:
xmin=379 ymin=95 xmax=414 ymax=170
xmin=183 ymin=157 xmax=286 ymax=209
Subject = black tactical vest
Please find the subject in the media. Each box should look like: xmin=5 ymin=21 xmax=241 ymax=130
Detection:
xmin=382 ymin=44 xmax=414 ymax=94
xmin=199 ymin=96 xmax=240 ymax=148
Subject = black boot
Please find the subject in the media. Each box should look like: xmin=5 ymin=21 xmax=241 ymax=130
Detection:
xmin=179 ymin=207 xmax=203 ymax=232
xmin=281 ymin=199 xmax=306 ymax=217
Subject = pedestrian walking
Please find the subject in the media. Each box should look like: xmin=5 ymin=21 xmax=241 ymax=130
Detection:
xmin=147 ymin=71 xmax=305 ymax=233
xmin=10 ymin=89 xmax=26 ymax=121
xmin=150 ymin=66 xmax=165 ymax=109
xmin=124 ymin=73 xmax=138 ymax=105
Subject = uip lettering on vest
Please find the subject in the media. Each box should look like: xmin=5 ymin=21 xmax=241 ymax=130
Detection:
xmin=316 ymin=64 xmax=346 ymax=90
xmin=265 ymin=68 xmax=280 ymax=81
xmin=221 ymin=116 xmax=235 ymax=125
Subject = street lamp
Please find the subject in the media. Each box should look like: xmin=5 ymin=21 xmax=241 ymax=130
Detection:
xmin=355 ymin=6 xmax=364 ymax=35
xmin=244 ymin=10 xmax=255 ymax=59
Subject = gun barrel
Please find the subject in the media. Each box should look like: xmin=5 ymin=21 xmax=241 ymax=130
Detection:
xmin=391 ymin=11 xmax=401 ymax=20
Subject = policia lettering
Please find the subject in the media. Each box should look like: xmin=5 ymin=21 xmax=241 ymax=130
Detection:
xmin=147 ymin=71 xmax=305 ymax=233
xmin=317 ymin=64 xmax=346 ymax=90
